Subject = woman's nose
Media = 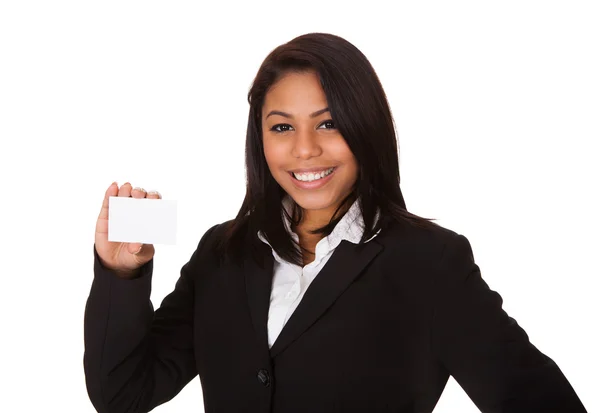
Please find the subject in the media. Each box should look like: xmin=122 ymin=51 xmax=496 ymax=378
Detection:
xmin=292 ymin=129 xmax=322 ymax=159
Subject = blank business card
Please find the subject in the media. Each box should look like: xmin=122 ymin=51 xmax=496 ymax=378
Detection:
xmin=108 ymin=196 xmax=177 ymax=245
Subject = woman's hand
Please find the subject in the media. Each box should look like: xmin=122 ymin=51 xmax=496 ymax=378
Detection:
xmin=94 ymin=182 xmax=161 ymax=278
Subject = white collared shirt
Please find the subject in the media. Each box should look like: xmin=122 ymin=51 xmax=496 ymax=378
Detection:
xmin=257 ymin=196 xmax=380 ymax=348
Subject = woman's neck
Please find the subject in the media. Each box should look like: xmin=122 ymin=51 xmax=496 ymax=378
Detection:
xmin=291 ymin=197 xmax=354 ymax=265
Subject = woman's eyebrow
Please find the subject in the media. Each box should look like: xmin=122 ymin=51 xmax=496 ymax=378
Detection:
xmin=265 ymin=107 xmax=329 ymax=119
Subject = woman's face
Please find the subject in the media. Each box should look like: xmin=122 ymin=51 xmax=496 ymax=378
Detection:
xmin=262 ymin=70 xmax=358 ymax=222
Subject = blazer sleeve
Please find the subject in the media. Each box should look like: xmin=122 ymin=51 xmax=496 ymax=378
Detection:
xmin=431 ymin=233 xmax=587 ymax=413
xmin=83 ymin=224 xmax=219 ymax=413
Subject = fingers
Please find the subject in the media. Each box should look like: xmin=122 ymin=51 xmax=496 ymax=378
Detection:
xmin=131 ymin=187 xmax=162 ymax=199
xmin=98 ymin=182 xmax=119 ymax=221
xmin=131 ymin=186 xmax=146 ymax=199
xmin=97 ymin=181 xmax=163 ymax=244
xmin=146 ymin=190 xmax=162 ymax=199
xmin=118 ymin=182 xmax=133 ymax=197
xmin=99 ymin=181 xmax=162 ymax=220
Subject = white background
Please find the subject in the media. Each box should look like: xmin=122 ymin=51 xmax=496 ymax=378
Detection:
xmin=1 ymin=1 xmax=597 ymax=412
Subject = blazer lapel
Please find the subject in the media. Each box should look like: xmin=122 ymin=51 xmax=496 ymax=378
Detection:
xmin=244 ymin=241 xmax=274 ymax=352
xmin=269 ymin=238 xmax=383 ymax=358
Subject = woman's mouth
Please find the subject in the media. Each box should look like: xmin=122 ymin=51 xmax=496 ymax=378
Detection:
xmin=288 ymin=167 xmax=337 ymax=190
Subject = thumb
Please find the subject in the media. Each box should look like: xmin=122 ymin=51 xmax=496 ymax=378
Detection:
xmin=127 ymin=242 xmax=144 ymax=255
xmin=128 ymin=243 xmax=155 ymax=264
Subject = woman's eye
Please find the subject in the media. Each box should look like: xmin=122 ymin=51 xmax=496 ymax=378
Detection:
xmin=271 ymin=124 xmax=293 ymax=133
xmin=270 ymin=120 xmax=335 ymax=133
xmin=318 ymin=120 xmax=336 ymax=129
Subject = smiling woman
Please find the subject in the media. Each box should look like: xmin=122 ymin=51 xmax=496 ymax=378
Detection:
xmin=85 ymin=32 xmax=588 ymax=413
xmin=261 ymin=71 xmax=360 ymax=262
xmin=217 ymin=33 xmax=440 ymax=269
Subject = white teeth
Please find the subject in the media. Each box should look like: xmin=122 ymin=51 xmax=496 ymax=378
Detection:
xmin=293 ymin=167 xmax=335 ymax=182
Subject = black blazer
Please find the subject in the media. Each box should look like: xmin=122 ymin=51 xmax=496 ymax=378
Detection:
xmin=84 ymin=219 xmax=587 ymax=413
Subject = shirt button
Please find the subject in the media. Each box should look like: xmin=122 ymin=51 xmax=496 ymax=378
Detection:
xmin=257 ymin=369 xmax=270 ymax=387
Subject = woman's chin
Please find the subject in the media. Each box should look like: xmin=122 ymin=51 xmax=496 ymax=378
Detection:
xmin=288 ymin=193 xmax=339 ymax=212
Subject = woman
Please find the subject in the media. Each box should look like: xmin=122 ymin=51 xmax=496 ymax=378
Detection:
xmin=85 ymin=33 xmax=587 ymax=412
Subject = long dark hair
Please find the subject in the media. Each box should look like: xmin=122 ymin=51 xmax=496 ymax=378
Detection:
xmin=215 ymin=32 xmax=439 ymax=267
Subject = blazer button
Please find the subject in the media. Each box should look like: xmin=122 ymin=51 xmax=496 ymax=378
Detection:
xmin=257 ymin=369 xmax=270 ymax=387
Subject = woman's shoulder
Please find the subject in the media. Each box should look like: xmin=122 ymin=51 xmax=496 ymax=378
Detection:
xmin=378 ymin=218 xmax=468 ymax=263
xmin=195 ymin=218 xmax=238 ymax=250
xmin=198 ymin=216 xmax=470 ymax=268
xmin=193 ymin=217 xmax=257 ymax=265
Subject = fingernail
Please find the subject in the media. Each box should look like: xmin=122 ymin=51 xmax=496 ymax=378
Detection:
xmin=147 ymin=190 xmax=161 ymax=197
xmin=133 ymin=187 xmax=146 ymax=192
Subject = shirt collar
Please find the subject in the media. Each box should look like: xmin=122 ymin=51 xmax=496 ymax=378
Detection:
xmin=257 ymin=195 xmax=380 ymax=263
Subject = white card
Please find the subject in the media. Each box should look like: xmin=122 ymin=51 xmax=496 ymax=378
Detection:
xmin=108 ymin=196 xmax=177 ymax=245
